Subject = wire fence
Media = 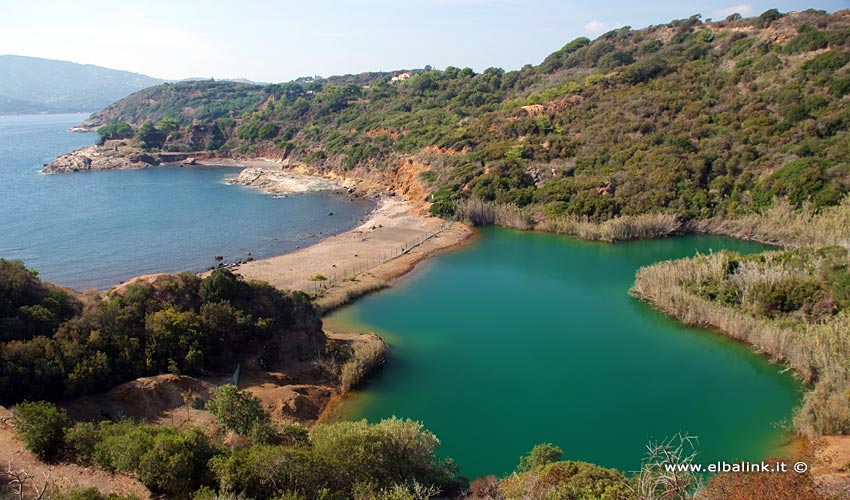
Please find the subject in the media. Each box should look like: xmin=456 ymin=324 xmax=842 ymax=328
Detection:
xmin=306 ymin=222 xmax=447 ymax=294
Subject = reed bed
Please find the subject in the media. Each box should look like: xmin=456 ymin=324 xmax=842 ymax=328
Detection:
xmin=538 ymin=212 xmax=682 ymax=242
xmin=315 ymin=281 xmax=388 ymax=314
xmin=631 ymin=252 xmax=850 ymax=437
xmin=456 ymin=195 xmax=850 ymax=248
xmin=455 ymin=199 xmax=682 ymax=242
xmin=455 ymin=198 xmax=535 ymax=230
xmin=340 ymin=335 xmax=387 ymax=391
xmin=689 ymin=197 xmax=850 ymax=249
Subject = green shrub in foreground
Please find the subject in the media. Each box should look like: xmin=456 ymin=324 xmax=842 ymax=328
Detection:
xmin=12 ymin=400 xmax=70 ymax=459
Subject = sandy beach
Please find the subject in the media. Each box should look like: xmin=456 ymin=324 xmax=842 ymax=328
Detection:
xmin=233 ymin=196 xmax=473 ymax=311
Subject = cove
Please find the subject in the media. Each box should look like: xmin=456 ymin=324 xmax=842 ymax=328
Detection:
xmin=0 ymin=113 xmax=374 ymax=290
xmin=324 ymin=227 xmax=803 ymax=479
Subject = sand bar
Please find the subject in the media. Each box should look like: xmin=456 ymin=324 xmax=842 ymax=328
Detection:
xmin=232 ymin=196 xmax=473 ymax=311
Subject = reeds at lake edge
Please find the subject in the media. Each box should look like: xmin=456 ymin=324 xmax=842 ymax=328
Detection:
xmin=631 ymin=252 xmax=850 ymax=438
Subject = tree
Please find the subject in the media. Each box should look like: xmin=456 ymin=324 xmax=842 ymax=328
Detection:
xmin=135 ymin=119 xmax=166 ymax=150
xmin=205 ymin=384 xmax=268 ymax=436
xmin=12 ymin=401 xmax=70 ymax=459
xmin=95 ymin=123 xmax=131 ymax=145
xmin=157 ymin=117 xmax=179 ymax=134
xmin=517 ymin=443 xmax=563 ymax=472
xmin=181 ymin=389 xmax=196 ymax=423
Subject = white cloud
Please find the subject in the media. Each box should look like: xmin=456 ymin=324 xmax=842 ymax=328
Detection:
xmin=584 ymin=20 xmax=609 ymax=33
xmin=0 ymin=10 xmax=226 ymax=80
xmin=713 ymin=4 xmax=754 ymax=19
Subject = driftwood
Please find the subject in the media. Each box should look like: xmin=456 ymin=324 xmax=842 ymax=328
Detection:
xmin=1 ymin=461 xmax=51 ymax=500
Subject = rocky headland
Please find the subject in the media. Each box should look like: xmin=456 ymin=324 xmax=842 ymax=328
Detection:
xmin=43 ymin=142 xmax=217 ymax=173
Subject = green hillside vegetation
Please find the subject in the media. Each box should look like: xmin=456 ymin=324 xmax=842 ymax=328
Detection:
xmin=85 ymin=9 xmax=850 ymax=226
xmin=0 ymin=260 xmax=323 ymax=405
xmin=0 ymin=260 xmax=81 ymax=342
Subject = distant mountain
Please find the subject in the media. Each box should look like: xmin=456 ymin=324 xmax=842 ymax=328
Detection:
xmin=0 ymin=55 xmax=164 ymax=114
xmin=180 ymin=77 xmax=271 ymax=85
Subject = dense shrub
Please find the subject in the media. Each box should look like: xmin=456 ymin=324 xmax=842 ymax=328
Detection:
xmin=499 ymin=461 xmax=630 ymax=500
xmin=309 ymin=418 xmax=459 ymax=492
xmin=11 ymin=400 xmax=70 ymax=459
xmin=517 ymin=443 xmax=563 ymax=472
xmin=0 ymin=259 xmax=79 ymax=342
xmin=92 ymin=422 xmax=219 ymax=498
xmin=0 ymin=265 xmax=322 ymax=405
xmin=752 ymin=278 xmax=824 ymax=317
xmin=54 ymin=488 xmax=140 ymax=500
xmin=205 ymin=384 xmax=269 ymax=436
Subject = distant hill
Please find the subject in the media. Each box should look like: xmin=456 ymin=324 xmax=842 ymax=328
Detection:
xmin=0 ymin=55 xmax=164 ymax=113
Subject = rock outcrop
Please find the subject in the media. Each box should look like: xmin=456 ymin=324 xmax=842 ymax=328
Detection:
xmin=43 ymin=142 xmax=219 ymax=173
xmin=229 ymin=167 xmax=344 ymax=193
xmin=44 ymin=145 xmax=145 ymax=173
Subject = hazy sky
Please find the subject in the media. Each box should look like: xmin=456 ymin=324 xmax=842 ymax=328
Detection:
xmin=1 ymin=0 xmax=846 ymax=82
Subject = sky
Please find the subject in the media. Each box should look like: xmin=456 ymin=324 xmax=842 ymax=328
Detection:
xmin=1 ymin=0 xmax=846 ymax=83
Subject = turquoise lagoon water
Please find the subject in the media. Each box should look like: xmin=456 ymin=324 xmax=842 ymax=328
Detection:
xmin=326 ymin=228 xmax=803 ymax=479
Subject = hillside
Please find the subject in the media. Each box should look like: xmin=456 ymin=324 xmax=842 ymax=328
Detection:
xmin=74 ymin=9 xmax=850 ymax=225
xmin=0 ymin=55 xmax=163 ymax=113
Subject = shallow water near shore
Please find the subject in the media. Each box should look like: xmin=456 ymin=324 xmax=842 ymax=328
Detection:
xmin=0 ymin=113 xmax=374 ymax=290
xmin=325 ymin=227 xmax=803 ymax=479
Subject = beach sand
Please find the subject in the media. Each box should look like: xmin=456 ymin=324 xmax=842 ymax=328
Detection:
xmin=233 ymin=197 xmax=473 ymax=311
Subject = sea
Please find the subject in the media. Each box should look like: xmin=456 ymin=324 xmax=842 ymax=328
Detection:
xmin=0 ymin=113 xmax=375 ymax=290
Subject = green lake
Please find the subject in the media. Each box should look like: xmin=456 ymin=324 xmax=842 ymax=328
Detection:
xmin=324 ymin=227 xmax=803 ymax=479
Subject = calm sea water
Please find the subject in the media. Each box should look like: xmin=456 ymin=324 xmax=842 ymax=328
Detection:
xmin=326 ymin=227 xmax=803 ymax=479
xmin=0 ymin=113 xmax=374 ymax=290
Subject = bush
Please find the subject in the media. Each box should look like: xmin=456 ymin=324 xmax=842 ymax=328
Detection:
xmin=65 ymin=421 xmax=100 ymax=463
xmin=137 ymin=427 xmax=218 ymax=497
xmin=752 ymin=278 xmax=824 ymax=317
xmin=205 ymin=384 xmax=269 ymax=436
xmin=517 ymin=443 xmax=563 ymax=472
xmin=54 ymin=488 xmax=140 ymax=500
xmin=93 ymin=423 xmax=218 ymax=498
xmin=500 ymin=461 xmax=630 ymax=500
xmin=309 ymin=418 xmax=458 ymax=492
xmin=12 ymin=401 xmax=70 ymax=459
xmin=210 ymin=445 xmax=329 ymax=500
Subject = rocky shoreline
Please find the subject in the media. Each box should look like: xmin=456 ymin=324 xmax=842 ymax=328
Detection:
xmin=43 ymin=142 xmax=218 ymax=174
xmin=229 ymin=166 xmax=347 ymax=194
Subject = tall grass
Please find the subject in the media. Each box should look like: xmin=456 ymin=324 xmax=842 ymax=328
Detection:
xmin=538 ymin=212 xmax=682 ymax=242
xmin=456 ymin=195 xmax=850 ymax=248
xmin=631 ymin=252 xmax=850 ymax=437
xmin=455 ymin=199 xmax=682 ymax=242
xmin=455 ymin=199 xmax=534 ymax=230
xmin=340 ymin=335 xmax=387 ymax=391
xmin=315 ymin=281 xmax=388 ymax=314
xmin=689 ymin=197 xmax=850 ymax=249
